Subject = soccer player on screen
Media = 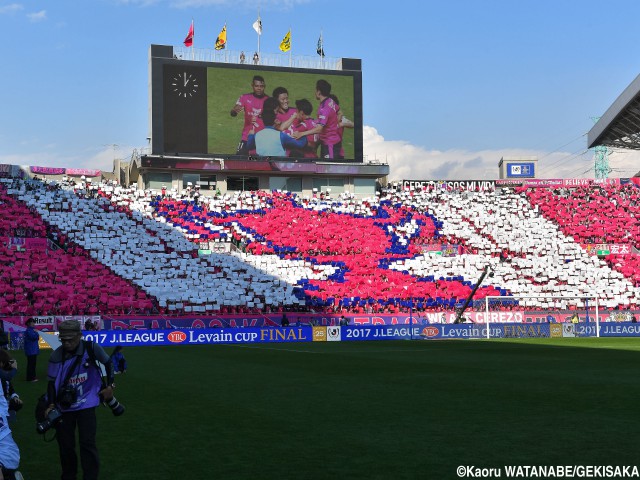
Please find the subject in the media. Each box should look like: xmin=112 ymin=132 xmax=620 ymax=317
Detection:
xmin=230 ymin=75 xmax=268 ymax=155
xmin=287 ymin=99 xmax=319 ymax=158
xmin=329 ymin=94 xmax=354 ymax=158
xmin=271 ymin=86 xmax=297 ymax=132
xmin=245 ymin=97 xmax=308 ymax=157
xmin=292 ymin=79 xmax=342 ymax=159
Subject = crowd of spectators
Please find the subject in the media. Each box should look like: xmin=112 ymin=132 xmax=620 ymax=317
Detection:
xmin=0 ymin=176 xmax=638 ymax=317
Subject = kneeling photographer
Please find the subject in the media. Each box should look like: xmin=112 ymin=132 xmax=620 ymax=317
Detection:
xmin=45 ymin=320 xmax=122 ymax=480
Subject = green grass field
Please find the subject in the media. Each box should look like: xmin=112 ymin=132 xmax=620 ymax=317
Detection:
xmin=206 ymin=66 xmax=355 ymax=158
xmin=13 ymin=338 xmax=640 ymax=479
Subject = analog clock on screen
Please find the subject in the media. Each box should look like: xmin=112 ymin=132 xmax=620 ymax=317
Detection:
xmin=171 ymin=71 xmax=198 ymax=98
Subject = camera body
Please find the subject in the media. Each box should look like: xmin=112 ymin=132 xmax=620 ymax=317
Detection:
xmin=1 ymin=359 xmax=15 ymax=372
xmin=36 ymin=406 xmax=63 ymax=434
xmin=57 ymin=385 xmax=78 ymax=409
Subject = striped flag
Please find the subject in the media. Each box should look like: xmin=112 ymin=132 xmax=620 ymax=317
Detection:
xmin=317 ymin=35 xmax=325 ymax=57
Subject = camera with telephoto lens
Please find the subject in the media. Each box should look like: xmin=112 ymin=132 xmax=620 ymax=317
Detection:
xmin=104 ymin=396 xmax=125 ymax=416
xmin=57 ymin=385 xmax=77 ymax=409
xmin=36 ymin=406 xmax=63 ymax=434
xmin=100 ymin=389 xmax=125 ymax=416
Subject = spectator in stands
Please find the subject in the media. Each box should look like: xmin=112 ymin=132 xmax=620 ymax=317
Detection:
xmin=23 ymin=318 xmax=39 ymax=382
xmin=252 ymin=52 xmax=259 ymax=64
xmin=240 ymin=51 xmax=246 ymax=64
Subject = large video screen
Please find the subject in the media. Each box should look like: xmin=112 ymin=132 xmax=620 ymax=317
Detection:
xmin=160 ymin=61 xmax=362 ymax=162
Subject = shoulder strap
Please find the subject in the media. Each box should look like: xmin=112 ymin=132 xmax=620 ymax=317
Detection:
xmin=83 ymin=340 xmax=98 ymax=367
xmin=83 ymin=340 xmax=108 ymax=386
xmin=61 ymin=349 xmax=83 ymax=387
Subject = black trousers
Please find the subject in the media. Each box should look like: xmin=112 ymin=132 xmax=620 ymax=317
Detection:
xmin=26 ymin=354 xmax=37 ymax=381
xmin=56 ymin=408 xmax=99 ymax=480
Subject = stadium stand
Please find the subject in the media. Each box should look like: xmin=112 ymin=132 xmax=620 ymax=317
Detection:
xmin=522 ymin=184 xmax=640 ymax=289
xmin=0 ymin=176 xmax=639 ymax=316
xmin=0 ymin=181 xmax=155 ymax=316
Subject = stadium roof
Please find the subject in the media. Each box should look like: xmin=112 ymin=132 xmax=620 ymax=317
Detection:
xmin=588 ymin=73 xmax=640 ymax=150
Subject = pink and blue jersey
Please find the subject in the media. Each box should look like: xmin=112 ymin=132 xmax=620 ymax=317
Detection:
xmin=316 ymin=97 xmax=341 ymax=146
xmin=290 ymin=117 xmax=319 ymax=158
xmin=236 ymin=93 xmax=268 ymax=140
xmin=275 ymin=108 xmax=297 ymax=132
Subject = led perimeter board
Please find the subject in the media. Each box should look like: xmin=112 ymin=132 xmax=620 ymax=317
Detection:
xmin=149 ymin=45 xmax=364 ymax=163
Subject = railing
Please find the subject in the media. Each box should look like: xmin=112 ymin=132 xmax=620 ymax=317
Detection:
xmin=171 ymin=46 xmax=342 ymax=71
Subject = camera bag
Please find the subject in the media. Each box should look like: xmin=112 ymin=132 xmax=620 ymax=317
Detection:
xmin=34 ymin=394 xmax=48 ymax=424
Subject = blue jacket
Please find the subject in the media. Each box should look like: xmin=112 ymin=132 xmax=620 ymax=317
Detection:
xmin=24 ymin=326 xmax=40 ymax=356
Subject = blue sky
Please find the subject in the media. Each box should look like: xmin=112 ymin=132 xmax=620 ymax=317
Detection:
xmin=1 ymin=0 xmax=640 ymax=180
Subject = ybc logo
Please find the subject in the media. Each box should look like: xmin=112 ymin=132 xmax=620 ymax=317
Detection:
xmin=167 ymin=331 xmax=187 ymax=343
xmin=420 ymin=326 xmax=439 ymax=338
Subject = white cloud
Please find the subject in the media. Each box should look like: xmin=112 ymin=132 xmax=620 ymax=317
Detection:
xmin=2 ymin=129 xmax=638 ymax=182
xmin=0 ymin=3 xmax=22 ymax=14
xmin=363 ymin=125 xmax=640 ymax=181
xmin=26 ymin=9 xmax=46 ymax=22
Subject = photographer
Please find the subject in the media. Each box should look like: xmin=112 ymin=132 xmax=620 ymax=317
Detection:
xmin=46 ymin=320 xmax=115 ymax=480
xmin=0 ymin=350 xmax=23 ymax=480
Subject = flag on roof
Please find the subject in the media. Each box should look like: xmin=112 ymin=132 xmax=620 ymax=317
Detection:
xmin=279 ymin=29 xmax=291 ymax=52
xmin=215 ymin=24 xmax=227 ymax=50
xmin=183 ymin=20 xmax=194 ymax=47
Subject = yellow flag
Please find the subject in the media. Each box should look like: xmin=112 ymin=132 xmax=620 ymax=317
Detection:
xmin=215 ymin=24 xmax=227 ymax=50
xmin=279 ymin=29 xmax=291 ymax=52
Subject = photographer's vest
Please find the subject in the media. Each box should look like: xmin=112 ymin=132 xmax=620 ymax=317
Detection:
xmin=47 ymin=342 xmax=103 ymax=412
